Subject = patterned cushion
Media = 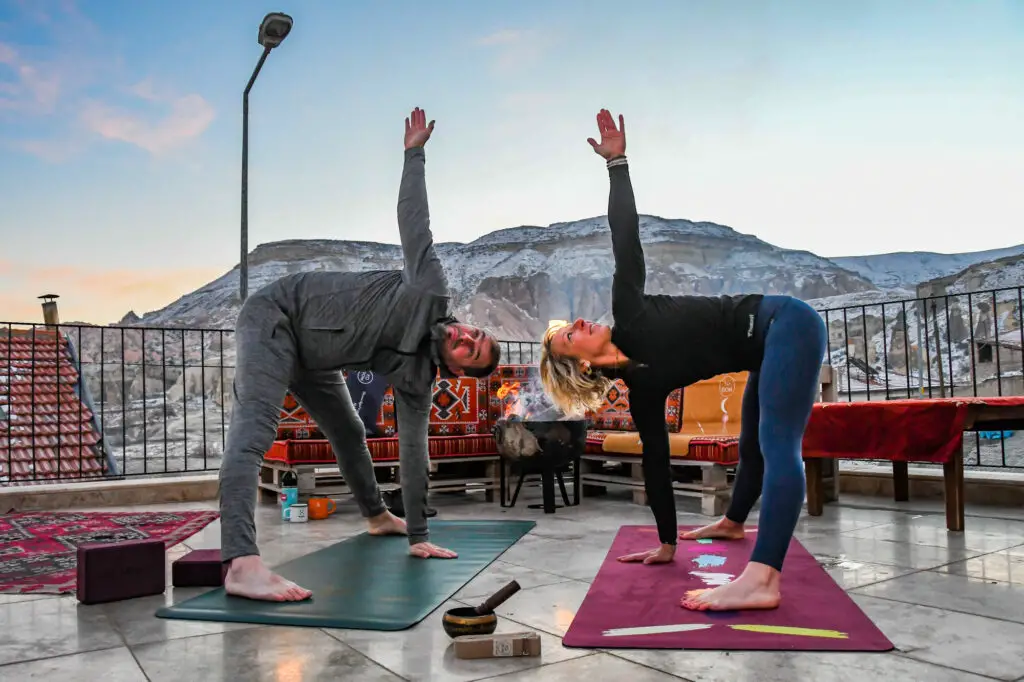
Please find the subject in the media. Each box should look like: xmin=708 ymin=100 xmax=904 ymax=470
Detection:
xmin=683 ymin=437 xmax=740 ymax=464
xmin=428 ymin=376 xmax=490 ymax=436
xmin=586 ymin=379 xmax=683 ymax=433
xmin=368 ymin=434 xmax=499 ymax=462
xmin=275 ymin=393 xmax=325 ymax=441
xmin=274 ymin=377 xmax=397 ymax=441
xmin=264 ymin=434 xmax=498 ymax=465
xmin=585 ymin=430 xmax=611 ymax=454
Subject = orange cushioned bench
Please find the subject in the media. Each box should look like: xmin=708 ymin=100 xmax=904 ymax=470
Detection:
xmin=579 ymin=372 xmax=748 ymax=515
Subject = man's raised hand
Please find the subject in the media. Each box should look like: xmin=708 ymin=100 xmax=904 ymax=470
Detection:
xmin=404 ymin=107 xmax=435 ymax=149
xmin=587 ymin=109 xmax=626 ymax=160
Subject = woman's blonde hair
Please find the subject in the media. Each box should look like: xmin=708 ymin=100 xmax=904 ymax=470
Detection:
xmin=539 ymin=321 xmax=612 ymax=417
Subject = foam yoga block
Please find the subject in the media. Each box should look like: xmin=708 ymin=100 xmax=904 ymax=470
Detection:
xmin=172 ymin=549 xmax=228 ymax=587
xmin=76 ymin=539 xmax=166 ymax=605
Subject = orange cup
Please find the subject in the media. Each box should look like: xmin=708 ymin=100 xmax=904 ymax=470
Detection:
xmin=308 ymin=497 xmax=337 ymax=520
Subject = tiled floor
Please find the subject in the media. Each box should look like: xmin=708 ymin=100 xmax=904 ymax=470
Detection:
xmin=3 ymin=489 xmax=1024 ymax=681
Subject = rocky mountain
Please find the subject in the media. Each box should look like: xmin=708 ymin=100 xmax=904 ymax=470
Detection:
xmin=134 ymin=214 xmax=882 ymax=342
xmin=52 ymin=213 xmax=1023 ymax=477
xmin=118 ymin=311 xmax=143 ymax=326
xmin=921 ymin=252 xmax=1024 ymax=296
xmin=833 ymin=244 xmax=1024 ymax=292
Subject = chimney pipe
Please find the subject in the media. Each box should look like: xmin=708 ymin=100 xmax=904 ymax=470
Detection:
xmin=39 ymin=294 xmax=60 ymax=327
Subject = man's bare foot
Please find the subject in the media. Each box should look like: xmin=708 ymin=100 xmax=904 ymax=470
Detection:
xmin=679 ymin=517 xmax=746 ymax=541
xmin=224 ymin=555 xmax=312 ymax=602
xmin=680 ymin=561 xmax=781 ymax=612
xmin=367 ymin=510 xmax=407 ymax=536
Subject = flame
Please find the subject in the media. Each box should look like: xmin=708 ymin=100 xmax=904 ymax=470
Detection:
xmin=496 ymin=382 xmax=519 ymax=400
xmin=497 ymin=381 xmax=522 ymax=418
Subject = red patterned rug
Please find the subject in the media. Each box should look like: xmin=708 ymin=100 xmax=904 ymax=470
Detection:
xmin=0 ymin=509 xmax=219 ymax=595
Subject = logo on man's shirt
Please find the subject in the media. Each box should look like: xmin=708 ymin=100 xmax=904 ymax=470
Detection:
xmin=747 ymin=314 xmax=755 ymax=338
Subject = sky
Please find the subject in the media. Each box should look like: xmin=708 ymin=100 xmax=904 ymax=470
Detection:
xmin=1 ymin=0 xmax=1022 ymax=324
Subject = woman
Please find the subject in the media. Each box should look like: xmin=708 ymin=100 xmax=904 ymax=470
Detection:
xmin=539 ymin=109 xmax=827 ymax=612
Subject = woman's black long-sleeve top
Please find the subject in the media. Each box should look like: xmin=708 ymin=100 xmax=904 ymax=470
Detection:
xmin=601 ymin=156 xmax=765 ymax=546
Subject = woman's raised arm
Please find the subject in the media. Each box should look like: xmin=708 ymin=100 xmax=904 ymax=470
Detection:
xmin=588 ymin=110 xmax=645 ymax=323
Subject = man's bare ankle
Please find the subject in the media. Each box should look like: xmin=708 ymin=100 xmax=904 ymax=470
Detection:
xmin=227 ymin=554 xmax=263 ymax=573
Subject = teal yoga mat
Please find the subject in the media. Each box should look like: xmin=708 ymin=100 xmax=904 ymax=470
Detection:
xmin=155 ymin=520 xmax=535 ymax=630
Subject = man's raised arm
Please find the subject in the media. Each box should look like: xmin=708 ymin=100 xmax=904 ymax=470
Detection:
xmin=397 ymin=107 xmax=447 ymax=295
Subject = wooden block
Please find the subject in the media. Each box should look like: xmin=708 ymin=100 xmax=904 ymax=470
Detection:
xmin=172 ymin=549 xmax=228 ymax=587
xmin=453 ymin=632 xmax=542 ymax=659
xmin=76 ymin=539 xmax=166 ymax=605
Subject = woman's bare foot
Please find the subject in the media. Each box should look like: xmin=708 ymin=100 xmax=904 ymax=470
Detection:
xmin=679 ymin=517 xmax=746 ymax=541
xmin=224 ymin=555 xmax=312 ymax=602
xmin=367 ymin=510 xmax=407 ymax=536
xmin=680 ymin=561 xmax=781 ymax=612
xmin=618 ymin=543 xmax=676 ymax=564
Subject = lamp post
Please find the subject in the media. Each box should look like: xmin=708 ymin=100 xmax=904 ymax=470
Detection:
xmin=240 ymin=11 xmax=293 ymax=303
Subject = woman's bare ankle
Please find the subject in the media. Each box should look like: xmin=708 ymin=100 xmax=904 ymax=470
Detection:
xmin=740 ymin=561 xmax=780 ymax=586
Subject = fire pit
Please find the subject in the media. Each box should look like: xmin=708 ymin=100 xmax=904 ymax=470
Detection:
xmin=492 ymin=380 xmax=585 ymax=514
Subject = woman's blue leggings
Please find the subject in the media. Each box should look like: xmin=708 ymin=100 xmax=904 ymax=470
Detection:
xmin=724 ymin=295 xmax=828 ymax=571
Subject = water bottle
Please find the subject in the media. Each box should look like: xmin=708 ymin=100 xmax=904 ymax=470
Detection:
xmin=280 ymin=470 xmax=299 ymax=520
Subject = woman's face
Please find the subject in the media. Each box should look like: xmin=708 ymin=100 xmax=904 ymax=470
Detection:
xmin=548 ymin=318 xmax=612 ymax=363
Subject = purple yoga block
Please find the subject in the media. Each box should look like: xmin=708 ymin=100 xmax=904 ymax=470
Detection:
xmin=171 ymin=549 xmax=228 ymax=587
xmin=76 ymin=538 xmax=166 ymax=605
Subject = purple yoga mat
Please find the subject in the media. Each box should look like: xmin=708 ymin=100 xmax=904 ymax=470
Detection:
xmin=562 ymin=525 xmax=893 ymax=651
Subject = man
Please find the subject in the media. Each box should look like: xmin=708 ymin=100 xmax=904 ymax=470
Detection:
xmin=219 ymin=107 xmax=501 ymax=602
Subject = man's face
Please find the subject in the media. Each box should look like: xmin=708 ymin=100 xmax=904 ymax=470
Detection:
xmin=441 ymin=323 xmax=495 ymax=375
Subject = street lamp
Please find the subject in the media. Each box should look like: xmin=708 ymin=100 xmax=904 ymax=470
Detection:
xmin=240 ymin=12 xmax=293 ymax=303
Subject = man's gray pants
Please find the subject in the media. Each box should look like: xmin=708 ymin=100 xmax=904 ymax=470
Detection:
xmin=218 ymin=296 xmax=387 ymax=563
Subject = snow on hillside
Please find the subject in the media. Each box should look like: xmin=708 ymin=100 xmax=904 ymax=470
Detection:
xmin=136 ymin=213 xmax=879 ymax=331
xmin=45 ymin=211 xmax=1024 ymax=478
xmin=832 ymin=244 xmax=1024 ymax=291
xmin=805 ymin=288 xmax=918 ymax=311
xmin=940 ymin=255 xmax=1024 ymax=296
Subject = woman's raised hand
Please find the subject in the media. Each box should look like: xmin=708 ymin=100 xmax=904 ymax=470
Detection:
xmin=587 ymin=109 xmax=626 ymax=160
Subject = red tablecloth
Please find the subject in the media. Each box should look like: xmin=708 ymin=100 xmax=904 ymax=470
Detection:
xmin=803 ymin=396 xmax=1024 ymax=464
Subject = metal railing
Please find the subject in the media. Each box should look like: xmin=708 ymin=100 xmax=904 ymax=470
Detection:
xmin=499 ymin=285 xmax=1024 ymax=470
xmin=2 ymin=283 xmax=1022 ymax=485
xmin=817 ymin=285 xmax=1024 ymax=470
xmin=2 ymin=322 xmax=234 ymax=484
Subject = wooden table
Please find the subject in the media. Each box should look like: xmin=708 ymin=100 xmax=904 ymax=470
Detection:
xmin=804 ymin=396 xmax=1024 ymax=531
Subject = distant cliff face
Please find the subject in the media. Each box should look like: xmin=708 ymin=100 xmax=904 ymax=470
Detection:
xmin=70 ymin=213 xmax=1020 ymax=448
xmin=832 ymin=245 xmax=1024 ymax=292
xmin=133 ymin=214 xmax=881 ymax=340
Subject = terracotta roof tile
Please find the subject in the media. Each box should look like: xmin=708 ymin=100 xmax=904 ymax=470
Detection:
xmin=1 ymin=328 xmax=110 ymax=484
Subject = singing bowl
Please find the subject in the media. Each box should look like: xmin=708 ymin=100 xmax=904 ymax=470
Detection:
xmin=441 ymin=606 xmax=498 ymax=638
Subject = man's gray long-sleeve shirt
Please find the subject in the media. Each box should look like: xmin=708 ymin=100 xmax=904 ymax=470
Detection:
xmin=258 ymin=146 xmax=449 ymax=545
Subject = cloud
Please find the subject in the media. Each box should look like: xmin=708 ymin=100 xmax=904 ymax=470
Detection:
xmin=0 ymin=40 xmax=64 ymax=114
xmin=79 ymin=80 xmax=215 ymax=155
xmin=10 ymin=135 xmax=85 ymax=162
xmin=0 ymin=3 xmax=214 ymax=161
xmin=475 ymin=28 xmax=547 ymax=73
xmin=476 ymin=29 xmax=530 ymax=47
